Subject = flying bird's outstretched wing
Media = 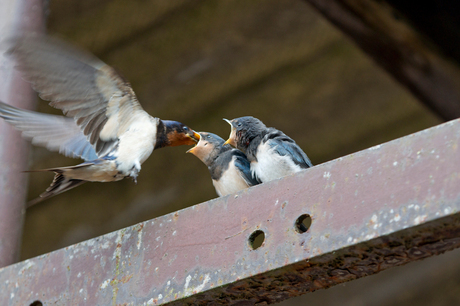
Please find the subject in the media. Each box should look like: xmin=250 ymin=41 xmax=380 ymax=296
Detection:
xmin=0 ymin=101 xmax=97 ymax=161
xmin=7 ymin=34 xmax=150 ymax=157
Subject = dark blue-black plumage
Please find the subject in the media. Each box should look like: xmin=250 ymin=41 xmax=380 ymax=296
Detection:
xmin=224 ymin=116 xmax=312 ymax=183
xmin=188 ymin=132 xmax=259 ymax=196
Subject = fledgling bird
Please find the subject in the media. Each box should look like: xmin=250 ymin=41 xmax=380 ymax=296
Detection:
xmin=0 ymin=34 xmax=200 ymax=206
xmin=187 ymin=132 xmax=260 ymax=197
xmin=224 ymin=116 xmax=313 ymax=183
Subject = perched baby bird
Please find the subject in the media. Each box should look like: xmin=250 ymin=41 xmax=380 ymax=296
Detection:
xmin=0 ymin=34 xmax=199 ymax=206
xmin=224 ymin=116 xmax=312 ymax=183
xmin=188 ymin=132 xmax=260 ymax=196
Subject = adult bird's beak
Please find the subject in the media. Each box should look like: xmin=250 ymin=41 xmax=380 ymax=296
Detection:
xmin=223 ymin=118 xmax=236 ymax=146
xmin=188 ymin=130 xmax=201 ymax=143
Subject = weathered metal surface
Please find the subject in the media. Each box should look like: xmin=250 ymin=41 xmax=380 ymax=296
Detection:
xmin=304 ymin=0 xmax=460 ymax=121
xmin=0 ymin=0 xmax=44 ymax=268
xmin=1 ymin=118 xmax=460 ymax=305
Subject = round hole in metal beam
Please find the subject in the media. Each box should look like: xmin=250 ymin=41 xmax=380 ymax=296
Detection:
xmin=295 ymin=214 xmax=312 ymax=233
xmin=30 ymin=301 xmax=43 ymax=306
xmin=248 ymin=230 xmax=265 ymax=250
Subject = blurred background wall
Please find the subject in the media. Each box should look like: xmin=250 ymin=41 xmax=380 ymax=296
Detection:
xmin=9 ymin=0 xmax=460 ymax=305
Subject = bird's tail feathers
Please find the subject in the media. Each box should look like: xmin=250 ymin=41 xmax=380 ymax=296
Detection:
xmin=27 ymin=167 xmax=86 ymax=207
xmin=24 ymin=162 xmax=92 ymax=174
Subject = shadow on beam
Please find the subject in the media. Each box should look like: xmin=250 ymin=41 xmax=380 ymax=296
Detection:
xmin=1 ymin=118 xmax=460 ymax=305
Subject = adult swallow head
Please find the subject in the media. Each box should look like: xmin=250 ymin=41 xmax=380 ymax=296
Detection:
xmin=0 ymin=33 xmax=200 ymax=206
xmin=156 ymin=120 xmax=200 ymax=149
xmin=223 ymin=116 xmax=313 ymax=183
xmin=188 ymin=132 xmax=260 ymax=197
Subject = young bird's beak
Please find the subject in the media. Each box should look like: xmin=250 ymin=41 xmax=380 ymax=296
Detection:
xmin=186 ymin=132 xmax=202 ymax=154
xmin=223 ymin=118 xmax=236 ymax=146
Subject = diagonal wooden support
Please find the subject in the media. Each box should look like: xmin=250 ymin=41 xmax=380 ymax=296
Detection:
xmin=304 ymin=0 xmax=460 ymax=121
xmin=1 ymin=118 xmax=460 ymax=305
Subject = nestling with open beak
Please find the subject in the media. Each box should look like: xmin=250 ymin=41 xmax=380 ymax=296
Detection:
xmin=187 ymin=132 xmax=260 ymax=197
xmin=0 ymin=33 xmax=200 ymax=206
xmin=224 ymin=116 xmax=312 ymax=183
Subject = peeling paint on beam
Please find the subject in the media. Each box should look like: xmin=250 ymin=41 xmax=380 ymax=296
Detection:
xmin=1 ymin=119 xmax=460 ymax=305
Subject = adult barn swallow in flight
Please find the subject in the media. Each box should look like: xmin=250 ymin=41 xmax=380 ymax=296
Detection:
xmin=187 ymin=132 xmax=260 ymax=196
xmin=224 ymin=116 xmax=312 ymax=183
xmin=0 ymin=34 xmax=199 ymax=206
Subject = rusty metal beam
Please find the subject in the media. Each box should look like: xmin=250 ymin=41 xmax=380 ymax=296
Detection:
xmin=0 ymin=0 xmax=45 ymax=268
xmin=1 ymin=118 xmax=460 ymax=305
xmin=304 ymin=0 xmax=460 ymax=121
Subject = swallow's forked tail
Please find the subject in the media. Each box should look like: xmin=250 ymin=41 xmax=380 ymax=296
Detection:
xmin=27 ymin=167 xmax=86 ymax=207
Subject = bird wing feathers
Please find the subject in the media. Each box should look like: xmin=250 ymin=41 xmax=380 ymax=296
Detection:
xmin=0 ymin=101 xmax=98 ymax=160
xmin=7 ymin=34 xmax=149 ymax=157
xmin=233 ymin=151 xmax=260 ymax=186
xmin=265 ymin=129 xmax=313 ymax=168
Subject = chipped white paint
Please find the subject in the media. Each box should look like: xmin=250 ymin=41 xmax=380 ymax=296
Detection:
xmin=371 ymin=214 xmax=378 ymax=223
xmin=394 ymin=214 xmax=401 ymax=222
xmin=146 ymin=298 xmax=154 ymax=305
xmin=77 ymin=272 xmax=82 ymax=278
xmin=347 ymin=237 xmax=353 ymax=243
xmin=368 ymin=144 xmax=381 ymax=150
xmin=393 ymin=161 xmax=398 ymax=166
xmin=101 ymin=240 xmax=110 ymax=249
xmin=172 ymin=230 xmax=177 ymax=236
xmin=184 ymin=275 xmax=192 ymax=290
xmin=365 ymin=233 xmax=376 ymax=240
xmin=105 ymin=232 xmax=117 ymax=239
xmin=323 ymin=172 xmax=331 ymax=179
xmin=18 ymin=260 xmax=35 ymax=275
xmin=191 ymin=274 xmax=211 ymax=294
xmin=414 ymin=215 xmax=427 ymax=225
xmin=137 ymin=229 xmax=143 ymax=250
xmin=84 ymin=239 xmax=96 ymax=247
xmin=10 ymin=293 xmax=14 ymax=299
xmin=100 ymin=279 xmax=111 ymax=289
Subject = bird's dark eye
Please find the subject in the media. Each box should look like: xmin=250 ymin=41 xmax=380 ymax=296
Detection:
xmin=204 ymin=143 xmax=208 ymax=146
xmin=237 ymin=123 xmax=242 ymax=127
xmin=183 ymin=126 xmax=189 ymax=131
